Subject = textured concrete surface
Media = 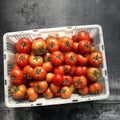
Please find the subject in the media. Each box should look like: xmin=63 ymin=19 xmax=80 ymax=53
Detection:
xmin=0 ymin=0 xmax=120 ymax=120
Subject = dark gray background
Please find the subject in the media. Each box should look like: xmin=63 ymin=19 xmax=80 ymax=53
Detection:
xmin=0 ymin=0 xmax=120 ymax=120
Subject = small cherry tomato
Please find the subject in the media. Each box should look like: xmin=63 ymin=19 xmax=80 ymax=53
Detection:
xmin=46 ymin=73 xmax=54 ymax=83
xmin=74 ymin=66 xmax=87 ymax=76
xmin=72 ymin=42 xmax=79 ymax=53
xmin=64 ymin=65 xmax=72 ymax=74
xmin=54 ymin=65 xmax=64 ymax=75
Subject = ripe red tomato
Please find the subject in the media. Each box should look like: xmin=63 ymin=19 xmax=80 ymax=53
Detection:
xmin=88 ymin=52 xmax=103 ymax=67
xmin=32 ymin=66 xmax=47 ymax=81
xmin=77 ymin=31 xmax=90 ymax=41
xmin=51 ymin=51 xmax=64 ymax=66
xmin=63 ymin=75 xmax=72 ymax=87
xmin=64 ymin=65 xmax=72 ymax=74
xmin=14 ymin=38 xmax=31 ymax=53
xmin=10 ymin=68 xmax=24 ymax=85
xmin=78 ymin=40 xmax=92 ymax=54
xmin=59 ymin=36 xmax=73 ymax=52
xmin=77 ymin=54 xmax=89 ymax=66
xmin=72 ymin=35 xmax=77 ymax=42
xmin=42 ymin=62 xmax=53 ymax=72
xmin=74 ymin=66 xmax=87 ymax=76
xmin=23 ymin=65 xmax=33 ymax=80
xmin=46 ymin=37 xmax=59 ymax=52
xmin=52 ymin=74 xmax=63 ymax=86
xmin=72 ymin=42 xmax=79 ymax=53
xmin=88 ymin=82 xmax=103 ymax=94
xmin=16 ymin=53 xmax=29 ymax=67
xmin=73 ymin=76 xmax=87 ymax=89
xmin=65 ymin=52 xmax=77 ymax=66
xmin=54 ymin=65 xmax=64 ymax=75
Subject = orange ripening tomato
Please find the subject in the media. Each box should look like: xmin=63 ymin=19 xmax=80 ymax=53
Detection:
xmin=61 ymin=86 xmax=72 ymax=99
xmin=29 ymin=55 xmax=43 ymax=67
xmin=27 ymin=87 xmax=39 ymax=101
xmin=50 ymin=83 xmax=61 ymax=93
xmin=78 ymin=86 xmax=89 ymax=95
xmin=42 ymin=62 xmax=53 ymax=72
xmin=43 ymin=88 xmax=54 ymax=99
xmin=88 ymin=82 xmax=103 ymax=94
xmin=10 ymin=84 xmax=27 ymax=99
xmin=34 ymin=81 xmax=48 ymax=94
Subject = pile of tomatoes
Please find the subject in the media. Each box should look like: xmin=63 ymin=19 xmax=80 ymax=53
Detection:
xmin=9 ymin=31 xmax=103 ymax=102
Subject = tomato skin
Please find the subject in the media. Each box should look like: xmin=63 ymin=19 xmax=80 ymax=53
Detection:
xmin=63 ymin=75 xmax=72 ymax=87
xmin=77 ymin=54 xmax=89 ymax=66
xmin=72 ymin=42 xmax=79 ymax=53
xmin=72 ymin=35 xmax=78 ymax=42
xmin=77 ymin=31 xmax=90 ymax=41
xmin=10 ymin=68 xmax=24 ymax=85
xmin=61 ymin=86 xmax=72 ymax=99
xmin=59 ymin=36 xmax=73 ymax=52
xmin=65 ymin=52 xmax=77 ymax=66
xmin=73 ymin=76 xmax=87 ymax=89
xmin=54 ymin=65 xmax=64 ymax=75
xmin=43 ymin=52 xmax=51 ymax=62
xmin=74 ymin=66 xmax=87 ymax=76
xmin=23 ymin=65 xmax=33 ymax=80
xmin=16 ymin=53 xmax=29 ymax=67
xmin=88 ymin=52 xmax=103 ymax=67
xmin=46 ymin=73 xmax=54 ymax=83
xmin=46 ymin=37 xmax=59 ymax=52
xmin=78 ymin=40 xmax=92 ymax=54
xmin=42 ymin=62 xmax=53 ymax=72
xmin=27 ymin=87 xmax=39 ymax=101
xmin=32 ymin=37 xmax=47 ymax=55
xmin=52 ymin=74 xmax=63 ymax=86
xmin=34 ymin=81 xmax=48 ymax=94
xmin=14 ymin=38 xmax=31 ymax=53
xmin=78 ymin=86 xmax=88 ymax=95
xmin=29 ymin=55 xmax=43 ymax=67
xmin=86 ymin=67 xmax=101 ymax=81
xmin=32 ymin=66 xmax=47 ymax=81
xmin=10 ymin=84 xmax=27 ymax=99
xmin=51 ymin=51 xmax=64 ymax=66
xmin=88 ymin=82 xmax=103 ymax=94
xmin=43 ymin=88 xmax=54 ymax=99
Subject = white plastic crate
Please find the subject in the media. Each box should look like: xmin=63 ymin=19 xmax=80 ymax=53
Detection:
xmin=3 ymin=24 xmax=109 ymax=108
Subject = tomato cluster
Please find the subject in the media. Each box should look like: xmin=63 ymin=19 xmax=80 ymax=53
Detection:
xmin=10 ymin=31 xmax=103 ymax=101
